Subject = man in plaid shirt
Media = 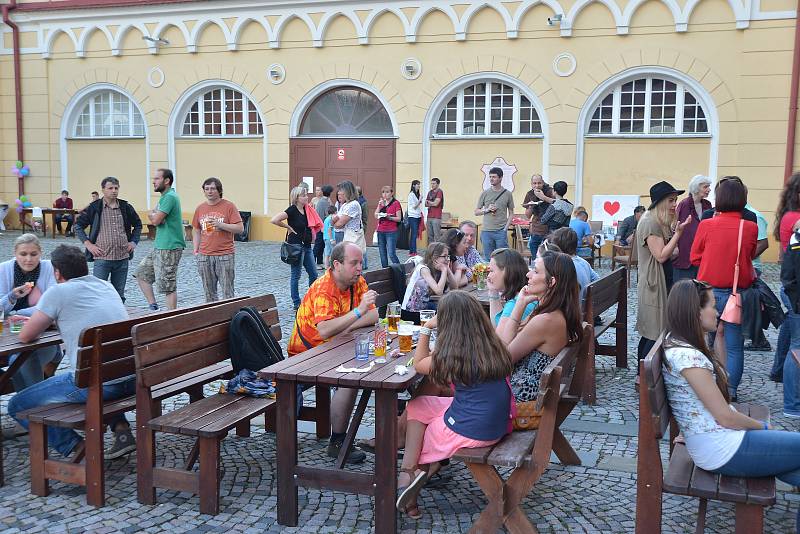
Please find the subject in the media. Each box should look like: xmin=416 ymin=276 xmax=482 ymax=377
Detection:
xmin=289 ymin=242 xmax=377 ymax=463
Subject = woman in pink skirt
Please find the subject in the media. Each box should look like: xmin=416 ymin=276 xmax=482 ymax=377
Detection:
xmin=396 ymin=290 xmax=514 ymax=519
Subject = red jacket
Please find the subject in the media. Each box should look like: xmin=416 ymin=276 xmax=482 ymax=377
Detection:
xmin=690 ymin=212 xmax=757 ymax=289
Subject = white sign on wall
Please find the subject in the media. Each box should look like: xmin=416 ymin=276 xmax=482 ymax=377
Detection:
xmin=480 ymin=157 xmax=518 ymax=192
xmin=590 ymin=195 xmax=641 ymax=236
xmin=301 ymin=176 xmax=314 ymax=191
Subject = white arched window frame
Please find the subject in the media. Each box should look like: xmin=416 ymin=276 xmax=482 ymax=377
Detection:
xmin=178 ymin=87 xmax=264 ymax=138
xmin=69 ymin=90 xmax=145 ymax=138
xmin=433 ymin=80 xmax=543 ymax=138
xmin=585 ymin=76 xmax=710 ymax=137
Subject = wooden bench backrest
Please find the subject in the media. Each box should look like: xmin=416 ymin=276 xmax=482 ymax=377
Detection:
xmin=132 ymin=294 xmax=279 ymax=390
xmin=583 ymin=267 xmax=626 ymax=321
xmin=364 ymin=263 xmax=414 ymax=309
xmin=642 ymin=333 xmax=670 ymax=440
xmin=74 ymin=297 xmax=247 ymax=388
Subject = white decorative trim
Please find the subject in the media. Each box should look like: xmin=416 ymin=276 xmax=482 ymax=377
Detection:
xmin=151 ymin=21 xmax=192 ymax=54
xmin=59 ymin=83 xmax=151 ymax=208
xmin=422 ymin=72 xmax=550 ymax=210
xmin=167 ymin=80 xmax=269 ymax=214
xmin=111 ymin=23 xmax=149 ymax=56
xmin=267 ymin=63 xmax=286 ymax=84
xmin=76 ymin=25 xmax=113 ymax=58
xmin=401 ymin=57 xmax=422 ymax=80
xmin=42 ymin=27 xmax=77 ymax=59
xmin=289 ymin=79 xmax=400 ymax=138
xmin=574 ymin=66 xmax=720 ymax=206
xmin=552 ymin=52 xmax=576 ymax=77
xmin=147 ymin=66 xmax=165 ymax=88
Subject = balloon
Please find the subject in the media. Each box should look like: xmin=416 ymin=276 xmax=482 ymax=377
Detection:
xmin=20 ymin=168 xmax=29 ymax=177
xmin=19 ymin=195 xmax=27 ymax=202
xmin=15 ymin=161 xmax=23 ymax=169
xmin=23 ymin=201 xmax=31 ymax=208
xmin=15 ymin=206 xmax=23 ymax=213
xmin=14 ymin=199 xmax=21 ymax=205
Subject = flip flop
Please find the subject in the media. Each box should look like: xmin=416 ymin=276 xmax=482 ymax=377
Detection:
xmin=396 ymin=468 xmax=427 ymax=512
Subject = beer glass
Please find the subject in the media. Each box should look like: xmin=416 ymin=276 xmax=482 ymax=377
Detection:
xmin=398 ymin=321 xmax=414 ymax=353
xmin=387 ymin=303 xmax=401 ymax=332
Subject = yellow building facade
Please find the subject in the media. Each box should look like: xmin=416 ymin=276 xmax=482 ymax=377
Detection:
xmin=0 ymin=0 xmax=797 ymax=259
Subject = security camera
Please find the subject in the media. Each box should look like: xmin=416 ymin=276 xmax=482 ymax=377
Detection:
xmin=547 ymin=14 xmax=563 ymax=25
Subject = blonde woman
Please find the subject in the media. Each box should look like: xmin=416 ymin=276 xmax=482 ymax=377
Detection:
xmin=636 ymin=181 xmax=692 ymax=364
xmin=333 ymin=180 xmax=367 ymax=269
xmin=271 ymin=186 xmax=319 ymax=310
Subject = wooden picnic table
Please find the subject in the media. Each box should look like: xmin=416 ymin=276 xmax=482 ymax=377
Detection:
xmin=0 ymin=327 xmax=62 ymax=486
xmin=21 ymin=208 xmax=80 ymax=238
xmin=430 ymin=284 xmax=491 ymax=311
xmin=260 ymin=328 xmax=420 ymax=534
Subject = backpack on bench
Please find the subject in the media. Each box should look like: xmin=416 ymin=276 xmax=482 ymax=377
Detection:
xmin=228 ymin=306 xmax=285 ymax=373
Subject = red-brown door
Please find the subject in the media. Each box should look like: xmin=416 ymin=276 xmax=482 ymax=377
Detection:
xmin=290 ymin=138 xmax=395 ymax=245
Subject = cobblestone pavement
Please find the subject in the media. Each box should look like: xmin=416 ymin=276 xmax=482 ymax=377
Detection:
xmin=0 ymin=233 xmax=797 ymax=533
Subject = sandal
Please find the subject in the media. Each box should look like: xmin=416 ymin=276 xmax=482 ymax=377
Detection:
xmin=396 ymin=468 xmax=427 ymax=512
xmin=403 ymin=502 xmax=423 ymax=520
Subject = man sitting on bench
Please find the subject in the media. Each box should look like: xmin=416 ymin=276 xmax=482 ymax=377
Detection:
xmin=8 ymin=245 xmax=135 ymax=460
xmin=288 ymin=242 xmax=378 ymax=464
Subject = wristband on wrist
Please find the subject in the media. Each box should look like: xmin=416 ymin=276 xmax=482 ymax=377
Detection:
xmin=419 ymin=326 xmax=432 ymax=337
xmin=353 ymin=308 xmax=362 ymax=319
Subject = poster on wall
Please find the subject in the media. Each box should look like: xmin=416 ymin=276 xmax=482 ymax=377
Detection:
xmin=591 ymin=195 xmax=640 ymax=238
xmin=480 ymin=157 xmax=518 ymax=192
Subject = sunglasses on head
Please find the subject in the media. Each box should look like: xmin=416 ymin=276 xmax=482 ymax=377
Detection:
xmin=691 ymin=279 xmax=712 ymax=292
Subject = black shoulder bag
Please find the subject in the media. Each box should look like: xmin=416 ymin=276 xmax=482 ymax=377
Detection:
xmin=280 ymin=228 xmax=303 ymax=265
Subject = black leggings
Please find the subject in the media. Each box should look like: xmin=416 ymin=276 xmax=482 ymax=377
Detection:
xmin=637 ymin=337 xmax=656 ymax=374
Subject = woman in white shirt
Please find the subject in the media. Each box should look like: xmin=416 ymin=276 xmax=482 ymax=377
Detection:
xmin=333 ymin=180 xmax=366 ymax=269
xmin=407 ymin=180 xmax=423 ymax=257
xmin=663 ymin=279 xmax=800 ymax=531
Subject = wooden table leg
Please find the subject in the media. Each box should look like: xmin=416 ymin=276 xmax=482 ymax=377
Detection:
xmin=0 ymin=350 xmax=35 ymax=487
xmin=336 ymin=389 xmax=371 ymax=469
xmin=374 ymin=389 xmax=398 ymax=534
xmin=315 ymin=385 xmax=331 ymax=439
xmin=276 ymin=379 xmax=299 ymax=527
xmin=465 ymin=463 xmax=505 ymax=534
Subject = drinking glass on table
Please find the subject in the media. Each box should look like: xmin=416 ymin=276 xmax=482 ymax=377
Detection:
xmin=355 ymin=333 xmax=371 ymax=362
xmin=0 ymin=309 xmax=4 ymax=334
xmin=398 ymin=321 xmax=414 ymax=354
xmin=387 ymin=303 xmax=401 ymax=332
xmin=419 ymin=309 xmax=435 ymax=325
xmin=373 ymin=322 xmax=388 ymax=363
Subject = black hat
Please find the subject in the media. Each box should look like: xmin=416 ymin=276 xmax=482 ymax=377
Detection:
xmin=648 ymin=181 xmax=685 ymax=210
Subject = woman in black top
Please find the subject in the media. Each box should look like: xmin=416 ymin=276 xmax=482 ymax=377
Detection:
xmin=271 ymin=185 xmax=319 ymax=310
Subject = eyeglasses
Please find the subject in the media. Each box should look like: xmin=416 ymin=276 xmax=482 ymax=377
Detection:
xmin=437 ymin=254 xmax=450 ymax=259
xmin=718 ymin=176 xmax=742 ymax=185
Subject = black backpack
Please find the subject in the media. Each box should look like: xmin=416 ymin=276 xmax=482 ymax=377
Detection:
xmin=228 ymin=306 xmax=285 ymax=373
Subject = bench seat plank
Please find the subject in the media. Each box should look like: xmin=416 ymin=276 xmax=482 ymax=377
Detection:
xmin=452 ymin=445 xmax=494 ymax=465
xmin=192 ymin=396 xmax=275 ymax=438
xmin=148 ymin=394 xmax=240 ymax=433
xmin=148 ymin=394 xmax=274 ymax=437
xmin=485 ymin=430 xmax=537 ymax=468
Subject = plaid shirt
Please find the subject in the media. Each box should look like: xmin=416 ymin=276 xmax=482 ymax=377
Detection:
xmin=288 ymin=271 xmax=369 ymax=356
xmin=94 ymin=201 xmax=130 ymax=261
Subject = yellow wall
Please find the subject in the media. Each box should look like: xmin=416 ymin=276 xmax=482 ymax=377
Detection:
xmin=67 ymin=139 xmax=148 ymax=209
xmin=430 ymin=138 xmax=544 ymax=220
xmin=0 ymin=0 xmax=797 ymax=260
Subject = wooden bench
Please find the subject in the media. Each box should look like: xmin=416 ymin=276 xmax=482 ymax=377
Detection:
xmin=637 ymin=335 xmax=776 ymax=533
xmin=611 ymin=230 xmax=638 ymax=286
xmin=16 ymin=297 xmax=246 ymax=507
xmin=452 ymin=322 xmax=592 ymax=534
xmin=132 ymin=294 xmax=282 ymax=515
xmin=582 ymin=267 xmax=628 ymax=404
xmin=363 ymin=262 xmax=415 ymax=312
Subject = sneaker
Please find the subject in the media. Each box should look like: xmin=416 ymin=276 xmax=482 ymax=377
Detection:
xmin=327 ymin=439 xmax=366 ymax=464
xmin=1 ymin=421 xmax=28 ymax=439
xmin=745 ymin=341 xmax=772 ymax=352
xmin=148 ymin=303 xmax=159 ymax=311
xmin=769 ymin=373 xmax=783 ymax=383
xmin=784 ymin=411 xmax=800 ymax=419
xmin=106 ymin=429 xmax=136 ymax=459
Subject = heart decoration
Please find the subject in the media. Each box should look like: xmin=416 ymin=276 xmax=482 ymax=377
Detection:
xmin=604 ymin=201 xmax=620 ymax=216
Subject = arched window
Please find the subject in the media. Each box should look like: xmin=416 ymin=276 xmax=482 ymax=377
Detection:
xmin=434 ymin=81 xmax=542 ymax=137
xmin=72 ymin=90 xmax=144 ymax=138
xmin=299 ymin=87 xmax=393 ymax=136
xmin=180 ymin=88 xmax=263 ymax=137
xmin=587 ymin=77 xmax=708 ymax=136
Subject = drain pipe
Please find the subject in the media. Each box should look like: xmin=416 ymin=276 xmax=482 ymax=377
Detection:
xmin=2 ymin=0 xmax=24 ymax=197
xmin=784 ymin=0 xmax=800 ymax=183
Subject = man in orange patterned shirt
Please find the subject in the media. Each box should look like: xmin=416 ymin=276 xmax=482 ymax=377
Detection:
xmin=289 ymin=242 xmax=377 ymax=463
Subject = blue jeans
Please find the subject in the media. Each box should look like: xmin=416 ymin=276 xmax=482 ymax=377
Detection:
xmin=481 ymin=228 xmax=508 ymax=259
xmin=673 ymin=266 xmax=699 ymax=282
xmin=8 ymin=345 xmax=62 ymax=391
xmin=786 ymin=311 xmax=800 ymax=416
xmin=529 ymin=233 xmax=544 ymax=258
xmin=772 ymin=287 xmax=792 ymax=381
xmin=8 ymin=373 xmax=135 ymax=456
xmin=290 ymin=244 xmax=318 ymax=308
xmin=93 ymin=258 xmax=129 ymax=303
xmin=407 ymin=217 xmax=421 ymax=254
xmin=377 ymin=231 xmax=400 ymax=267
xmin=714 ymin=430 xmax=800 ymax=531
xmin=53 ymin=213 xmax=73 ymax=234
xmin=712 ymin=288 xmax=745 ymax=397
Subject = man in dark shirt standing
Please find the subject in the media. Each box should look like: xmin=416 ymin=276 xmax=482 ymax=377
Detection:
xmin=75 ymin=177 xmax=142 ymax=302
xmin=425 ymin=178 xmax=444 ymax=244
xmin=53 ymin=190 xmax=75 ymax=237
xmin=523 ymin=174 xmax=554 ymax=256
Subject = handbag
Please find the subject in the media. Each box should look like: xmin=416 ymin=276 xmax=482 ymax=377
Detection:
xmin=280 ymin=229 xmax=303 ymax=265
xmin=720 ymin=219 xmax=744 ymax=324
xmin=512 ymin=400 xmax=543 ymax=431
xmin=344 ymin=226 xmax=367 ymax=252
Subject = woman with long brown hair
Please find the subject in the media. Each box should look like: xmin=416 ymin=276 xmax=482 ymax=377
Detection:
xmin=496 ymin=250 xmax=583 ymax=402
xmin=396 ymin=290 xmax=514 ymax=519
xmin=663 ymin=280 xmax=800 ymax=532
xmin=401 ymin=242 xmax=460 ymax=322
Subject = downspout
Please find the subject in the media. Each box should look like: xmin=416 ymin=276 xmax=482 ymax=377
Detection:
xmin=2 ymin=0 xmax=24 ymax=197
xmin=784 ymin=0 xmax=800 ymax=183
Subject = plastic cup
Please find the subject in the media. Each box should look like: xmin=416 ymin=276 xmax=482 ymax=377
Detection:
xmin=419 ymin=309 xmax=435 ymax=325
xmin=398 ymin=321 xmax=414 ymax=353
xmin=355 ymin=333 xmax=371 ymax=362
xmin=387 ymin=303 xmax=401 ymax=332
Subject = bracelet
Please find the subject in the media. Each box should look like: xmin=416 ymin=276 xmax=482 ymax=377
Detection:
xmin=353 ymin=308 xmax=362 ymax=319
xmin=419 ymin=326 xmax=432 ymax=337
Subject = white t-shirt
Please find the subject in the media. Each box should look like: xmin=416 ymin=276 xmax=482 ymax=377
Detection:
xmin=663 ymin=342 xmax=745 ymax=470
xmin=338 ymin=200 xmax=362 ymax=231
xmin=36 ymin=275 xmax=128 ymax=372
xmin=407 ymin=192 xmax=422 ymax=218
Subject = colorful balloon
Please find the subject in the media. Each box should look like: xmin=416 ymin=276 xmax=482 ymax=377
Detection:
xmin=23 ymin=201 xmax=32 ymax=208
xmin=19 ymin=195 xmax=27 ymax=202
xmin=15 ymin=161 xmax=23 ymax=169
xmin=15 ymin=206 xmax=23 ymax=213
xmin=20 ymin=167 xmax=29 ymax=177
xmin=14 ymin=199 xmax=21 ymax=205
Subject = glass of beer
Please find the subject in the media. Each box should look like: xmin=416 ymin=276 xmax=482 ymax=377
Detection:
xmin=387 ymin=303 xmax=401 ymax=332
xmin=0 ymin=310 xmax=4 ymax=334
xmin=398 ymin=321 xmax=414 ymax=353
xmin=419 ymin=309 xmax=435 ymax=325
xmin=203 ymin=219 xmax=215 ymax=233
xmin=373 ymin=322 xmax=387 ymax=363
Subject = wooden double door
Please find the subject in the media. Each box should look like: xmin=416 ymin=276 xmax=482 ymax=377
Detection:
xmin=290 ymin=138 xmax=396 ymax=245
